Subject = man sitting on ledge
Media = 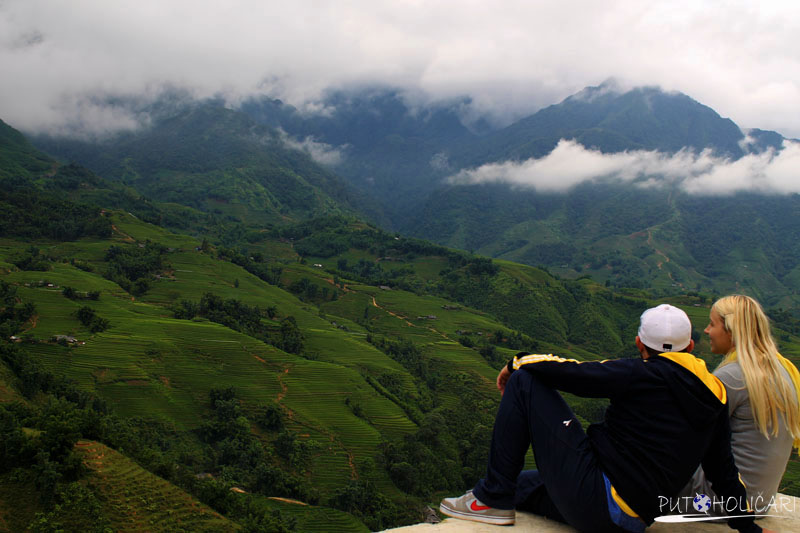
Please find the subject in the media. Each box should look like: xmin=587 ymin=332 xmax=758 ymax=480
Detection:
xmin=440 ymin=304 xmax=770 ymax=533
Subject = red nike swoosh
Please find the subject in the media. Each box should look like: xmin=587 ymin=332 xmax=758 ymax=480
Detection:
xmin=470 ymin=500 xmax=491 ymax=511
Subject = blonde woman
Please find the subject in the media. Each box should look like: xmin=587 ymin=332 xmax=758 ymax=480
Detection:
xmin=680 ymin=294 xmax=800 ymax=515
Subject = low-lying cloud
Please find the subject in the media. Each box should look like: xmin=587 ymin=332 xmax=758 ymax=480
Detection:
xmin=448 ymin=139 xmax=800 ymax=195
xmin=2 ymin=1 xmax=799 ymax=138
xmin=278 ymin=130 xmax=347 ymax=167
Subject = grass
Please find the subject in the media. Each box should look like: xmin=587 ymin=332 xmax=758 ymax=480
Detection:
xmin=11 ymin=211 xmax=798 ymax=529
xmin=0 ymin=474 xmax=42 ymax=532
xmin=0 ymin=364 xmax=21 ymax=404
xmin=75 ymin=440 xmax=238 ymax=532
xmin=4 ymin=215 xmax=508 ymax=501
xmin=251 ymin=495 xmax=370 ymax=533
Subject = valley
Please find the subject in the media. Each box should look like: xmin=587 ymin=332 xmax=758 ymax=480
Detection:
xmin=2 ymin=82 xmax=800 ymax=531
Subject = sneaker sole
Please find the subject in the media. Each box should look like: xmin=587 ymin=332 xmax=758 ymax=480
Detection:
xmin=439 ymin=502 xmax=515 ymax=526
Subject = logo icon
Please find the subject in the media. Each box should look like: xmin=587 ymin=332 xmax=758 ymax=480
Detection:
xmin=470 ymin=499 xmax=491 ymax=511
xmin=563 ymin=419 xmax=572 ymax=427
xmin=692 ymin=494 xmax=712 ymax=513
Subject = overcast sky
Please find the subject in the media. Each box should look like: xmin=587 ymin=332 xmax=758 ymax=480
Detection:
xmin=1 ymin=0 xmax=799 ymax=139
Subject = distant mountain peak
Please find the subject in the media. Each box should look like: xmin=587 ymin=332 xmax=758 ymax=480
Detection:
xmin=566 ymin=78 xmax=626 ymax=104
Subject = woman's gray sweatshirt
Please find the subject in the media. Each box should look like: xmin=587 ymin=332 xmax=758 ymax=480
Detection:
xmin=678 ymin=361 xmax=795 ymax=515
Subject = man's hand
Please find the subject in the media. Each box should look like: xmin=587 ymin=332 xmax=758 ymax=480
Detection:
xmin=496 ymin=366 xmax=511 ymax=395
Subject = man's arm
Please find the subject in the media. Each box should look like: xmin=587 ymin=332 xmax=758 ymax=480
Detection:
xmin=496 ymin=364 xmax=512 ymax=395
xmin=500 ymin=352 xmax=635 ymax=399
xmin=702 ymin=408 xmax=762 ymax=533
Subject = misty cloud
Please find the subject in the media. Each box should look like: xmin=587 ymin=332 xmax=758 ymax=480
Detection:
xmin=430 ymin=152 xmax=451 ymax=171
xmin=448 ymin=139 xmax=800 ymax=196
xmin=278 ymin=130 xmax=347 ymax=167
xmin=1 ymin=1 xmax=799 ymax=138
xmin=42 ymin=93 xmax=154 ymax=140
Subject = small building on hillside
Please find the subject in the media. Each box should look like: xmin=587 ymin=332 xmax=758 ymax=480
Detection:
xmin=52 ymin=335 xmax=79 ymax=345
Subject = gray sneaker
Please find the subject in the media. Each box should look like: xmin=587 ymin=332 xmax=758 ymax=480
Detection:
xmin=439 ymin=491 xmax=515 ymax=525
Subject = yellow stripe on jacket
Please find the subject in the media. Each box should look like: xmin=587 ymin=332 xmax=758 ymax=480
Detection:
xmin=513 ymin=353 xmax=580 ymax=369
xmin=655 ymin=352 xmax=727 ymax=404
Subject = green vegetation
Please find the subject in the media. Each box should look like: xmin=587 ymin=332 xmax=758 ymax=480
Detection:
xmin=103 ymin=241 xmax=166 ymax=296
xmin=173 ymin=292 xmax=300 ymax=354
xmin=33 ymin=103 xmax=379 ymax=228
xmin=76 ymin=305 xmax=110 ymax=333
xmin=0 ymin=183 xmax=111 ymax=242
xmin=3 ymin=108 xmax=800 ymax=531
xmin=406 ymin=180 xmax=800 ymax=310
xmin=0 ymin=210 xmax=675 ymax=530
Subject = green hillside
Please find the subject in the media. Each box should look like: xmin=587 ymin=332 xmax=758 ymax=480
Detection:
xmin=24 ymin=88 xmax=800 ymax=309
xmin=0 ymin=119 xmax=54 ymax=181
xmin=4 ymin=110 xmax=800 ymax=531
xmin=31 ymin=102 xmax=384 ymax=228
xmin=0 ymin=202 xmax=651 ymax=530
xmin=3 ymin=206 xmax=800 ymax=530
xmin=238 ymin=84 xmax=800 ymax=309
xmin=406 ymin=181 xmax=800 ymax=309
xmin=241 ymin=89 xmax=478 ymax=216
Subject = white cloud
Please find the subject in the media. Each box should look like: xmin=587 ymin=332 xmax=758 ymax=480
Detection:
xmin=278 ymin=130 xmax=347 ymax=166
xmin=1 ymin=1 xmax=799 ymax=137
xmin=448 ymin=139 xmax=800 ymax=196
xmin=429 ymin=152 xmax=451 ymax=171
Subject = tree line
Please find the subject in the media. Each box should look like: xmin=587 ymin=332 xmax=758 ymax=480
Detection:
xmin=173 ymin=292 xmax=303 ymax=355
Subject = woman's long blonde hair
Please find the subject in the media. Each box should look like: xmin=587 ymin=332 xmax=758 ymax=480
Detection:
xmin=715 ymin=295 xmax=800 ymax=440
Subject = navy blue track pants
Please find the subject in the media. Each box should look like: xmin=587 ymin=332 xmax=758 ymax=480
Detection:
xmin=472 ymin=369 xmax=630 ymax=533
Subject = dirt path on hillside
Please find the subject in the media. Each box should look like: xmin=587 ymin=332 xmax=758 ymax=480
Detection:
xmin=372 ymin=296 xmax=414 ymax=326
xmin=325 ymin=434 xmax=358 ymax=479
xmin=271 ymin=362 xmax=359 ymax=479
xmin=276 ymin=367 xmax=289 ymax=402
xmin=647 ymin=229 xmax=684 ymax=288
xmin=324 ymin=278 xmax=353 ymax=292
xmin=268 ymin=497 xmax=308 ymax=506
xmin=647 ymin=229 xmax=670 ymax=268
xmin=20 ymin=314 xmax=38 ymax=333
xmin=111 ymin=223 xmax=135 ymax=242
xmin=347 ymin=450 xmax=357 ymax=479
xmin=371 ymin=296 xmax=457 ymax=345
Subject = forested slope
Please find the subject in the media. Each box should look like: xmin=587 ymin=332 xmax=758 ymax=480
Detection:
xmin=3 ymin=114 xmax=800 ymax=531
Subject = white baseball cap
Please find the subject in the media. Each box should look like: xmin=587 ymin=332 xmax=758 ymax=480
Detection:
xmin=638 ymin=304 xmax=692 ymax=352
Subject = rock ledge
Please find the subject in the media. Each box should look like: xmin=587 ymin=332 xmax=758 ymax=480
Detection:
xmin=381 ymin=495 xmax=800 ymax=532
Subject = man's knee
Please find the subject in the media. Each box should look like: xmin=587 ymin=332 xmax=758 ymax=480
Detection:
xmin=507 ymin=367 xmax=529 ymax=389
xmin=507 ymin=370 xmax=572 ymax=422
xmin=507 ymin=368 xmax=546 ymax=396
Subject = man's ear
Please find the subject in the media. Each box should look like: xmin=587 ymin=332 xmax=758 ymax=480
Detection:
xmin=635 ymin=336 xmax=648 ymax=358
xmin=685 ymin=339 xmax=695 ymax=353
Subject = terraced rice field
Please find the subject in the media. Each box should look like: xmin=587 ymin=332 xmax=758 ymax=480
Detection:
xmin=28 ymin=324 xmax=289 ymax=427
xmin=13 ymin=264 xmax=423 ymax=493
xmin=0 ymin=220 xmax=516 ymax=519
xmin=281 ymin=360 xmax=389 ymax=481
xmin=75 ymin=440 xmax=236 ymax=532
xmin=259 ymin=496 xmax=370 ymax=533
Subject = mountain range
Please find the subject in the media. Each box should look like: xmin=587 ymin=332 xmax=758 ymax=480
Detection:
xmin=0 ymin=120 xmax=674 ymax=530
xmin=29 ymin=81 xmax=800 ymax=308
xmin=3 ymin=80 xmax=800 ymax=531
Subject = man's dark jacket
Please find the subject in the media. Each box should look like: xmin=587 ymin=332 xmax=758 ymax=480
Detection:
xmin=509 ymin=351 xmax=759 ymax=532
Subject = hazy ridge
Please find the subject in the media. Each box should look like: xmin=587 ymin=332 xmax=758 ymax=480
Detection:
xmin=2 ymin=83 xmax=800 ymax=530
